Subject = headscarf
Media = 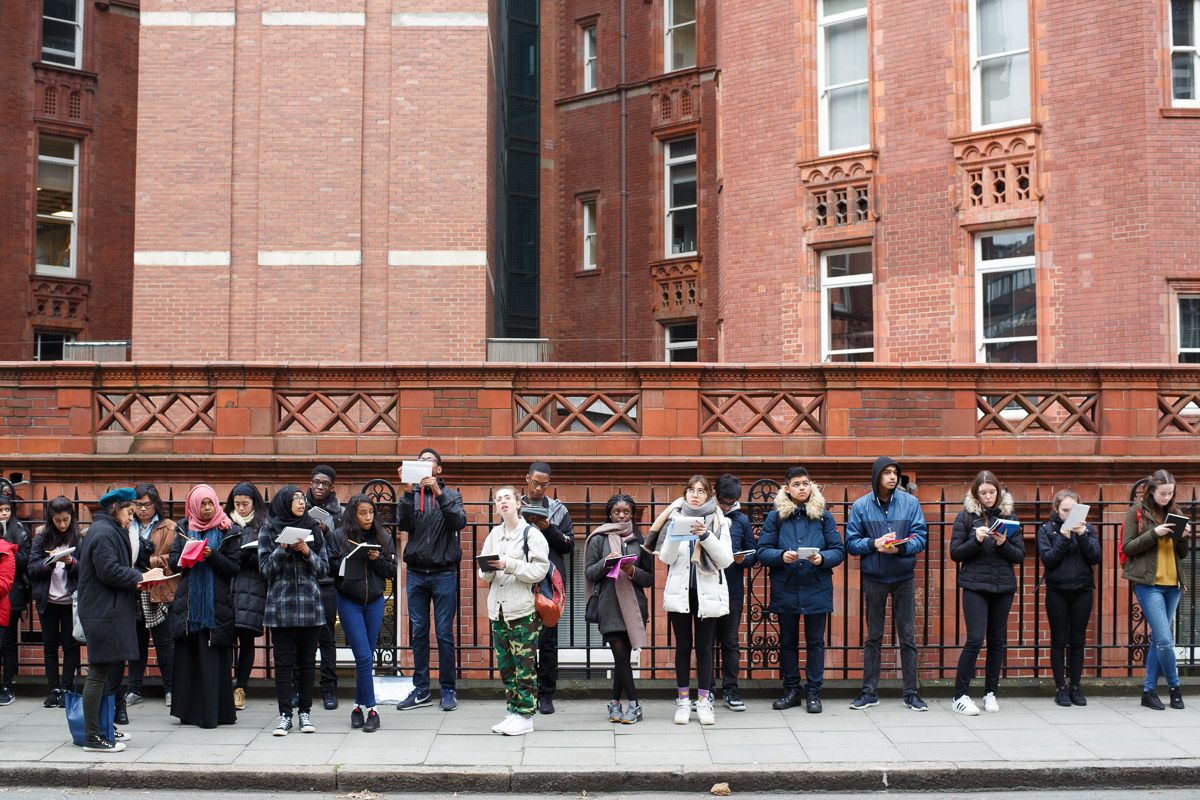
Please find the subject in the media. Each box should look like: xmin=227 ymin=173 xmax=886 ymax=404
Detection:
xmin=185 ymin=484 xmax=232 ymax=533
xmin=585 ymin=520 xmax=646 ymax=649
xmin=268 ymin=484 xmax=307 ymax=530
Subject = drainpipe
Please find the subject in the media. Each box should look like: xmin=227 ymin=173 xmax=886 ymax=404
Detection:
xmin=618 ymin=0 xmax=629 ymax=361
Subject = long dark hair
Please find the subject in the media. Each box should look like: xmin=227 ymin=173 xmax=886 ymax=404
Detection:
xmin=134 ymin=482 xmax=166 ymax=521
xmin=41 ymin=495 xmax=79 ymax=549
xmin=338 ymin=494 xmax=390 ymax=547
xmin=1141 ymin=469 xmax=1179 ymax=518
xmin=225 ymin=482 xmax=268 ymax=529
xmin=969 ymin=470 xmax=1005 ymax=513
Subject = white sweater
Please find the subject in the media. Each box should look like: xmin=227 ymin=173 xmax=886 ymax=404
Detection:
xmin=478 ymin=522 xmax=550 ymax=621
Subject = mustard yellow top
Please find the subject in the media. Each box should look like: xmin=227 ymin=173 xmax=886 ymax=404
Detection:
xmin=1155 ymin=535 xmax=1178 ymax=586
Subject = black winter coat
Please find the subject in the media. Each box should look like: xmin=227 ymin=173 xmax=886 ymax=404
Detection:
xmin=168 ymin=521 xmax=241 ymax=647
xmin=950 ymin=494 xmax=1025 ymax=594
xmin=230 ymin=522 xmax=268 ymax=633
xmin=397 ymin=482 xmax=465 ymax=573
xmin=1037 ymin=512 xmax=1100 ymax=591
xmin=28 ymin=527 xmax=79 ymax=616
xmin=330 ymin=524 xmax=396 ymax=606
xmin=76 ymin=514 xmax=143 ymax=664
xmin=583 ymin=530 xmax=653 ymax=636
xmin=3 ymin=519 xmax=31 ymax=610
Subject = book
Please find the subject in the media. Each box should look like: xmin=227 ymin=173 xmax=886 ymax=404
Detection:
xmin=43 ymin=546 xmax=75 ymax=567
xmin=732 ymin=549 xmax=756 ymax=558
xmin=307 ymin=506 xmax=333 ymax=528
xmin=793 ymin=546 xmax=820 ymax=559
xmin=988 ymin=518 xmax=1021 ymax=538
xmin=137 ymin=568 xmax=180 ymax=590
xmin=476 ymin=554 xmax=501 ymax=573
xmin=338 ymin=542 xmax=383 ymax=578
xmin=886 ymin=535 xmax=917 ymax=547
xmin=241 ymin=539 xmax=259 ymax=549
xmin=275 ymin=526 xmax=315 ymax=546
xmin=1166 ymin=513 xmax=1190 ymax=540
xmin=401 ymin=459 xmax=435 ymax=485
xmin=1060 ymin=503 xmax=1090 ymax=534
xmin=519 ymin=504 xmax=550 ymax=520
xmin=178 ymin=539 xmax=206 ymax=568
xmin=666 ymin=516 xmax=700 ymax=542
xmin=605 ymin=554 xmax=637 ymax=578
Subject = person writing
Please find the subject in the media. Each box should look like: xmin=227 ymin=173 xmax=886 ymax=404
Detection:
xmin=28 ymin=496 xmax=81 ymax=709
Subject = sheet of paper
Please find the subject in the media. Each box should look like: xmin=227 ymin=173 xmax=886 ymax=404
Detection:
xmin=275 ymin=526 xmax=315 ymax=545
xmin=307 ymin=506 xmax=333 ymax=527
xmin=1060 ymin=503 xmax=1089 ymax=533
xmin=666 ymin=516 xmax=699 ymax=542
xmin=401 ymin=460 xmax=435 ymax=485
xmin=46 ymin=546 xmax=76 ymax=564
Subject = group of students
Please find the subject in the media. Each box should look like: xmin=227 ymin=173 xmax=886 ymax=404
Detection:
xmin=0 ymin=456 xmax=1191 ymax=749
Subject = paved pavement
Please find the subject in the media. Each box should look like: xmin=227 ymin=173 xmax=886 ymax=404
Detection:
xmin=2 ymin=692 xmax=1200 ymax=793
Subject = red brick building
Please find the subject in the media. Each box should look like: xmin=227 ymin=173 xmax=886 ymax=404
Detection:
xmin=0 ymin=0 xmax=140 ymax=361
xmin=131 ymin=2 xmax=493 ymax=361
xmin=540 ymin=0 xmax=1200 ymax=364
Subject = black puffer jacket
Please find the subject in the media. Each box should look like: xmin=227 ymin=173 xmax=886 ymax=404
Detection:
xmin=2 ymin=519 xmax=31 ymax=610
xmin=167 ymin=520 xmax=242 ymax=647
xmin=28 ymin=527 xmax=79 ymax=616
xmin=950 ymin=492 xmax=1025 ymax=594
xmin=330 ymin=522 xmax=396 ymax=606
xmin=1037 ymin=512 xmax=1101 ymax=591
xmin=231 ymin=522 xmax=268 ymax=633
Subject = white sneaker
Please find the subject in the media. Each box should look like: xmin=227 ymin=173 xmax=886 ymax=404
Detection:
xmin=673 ymin=697 xmax=691 ymax=725
xmin=501 ymin=714 xmax=533 ymax=736
xmin=696 ymin=696 xmax=716 ymax=726
xmin=983 ymin=692 xmax=1000 ymax=713
xmin=491 ymin=713 xmax=517 ymax=733
xmin=953 ymin=695 xmax=980 ymax=716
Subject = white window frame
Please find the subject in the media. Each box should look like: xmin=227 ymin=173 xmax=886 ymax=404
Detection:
xmin=665 ymin=321 xmax=699 ymax=362
xmin=817 ymin=0 xmax=870 ymax=156
xmin=820 ymin=246 xmax=874 ymax=362
xmin=582 ymin=24 xmax=598 ymax=92
xmin=664 ymin=136 xmax=697 ymax=257
xmin=581 ymin=198 xmax=598 ymax=271
xmin=969 ymin=0 xmax=1031 ymax=131
xmin=665 ymin=0 xmax=697 ymax=73
xmin=34 ymin=331 xmax=74 ymax=362
xmin=36 ymin=135 xmax=80 ymax=279
xmin=1171 ymin=0 xmax=1200 ymax=107
xmin=974 ymin=228 xmax=1037 ymax=363
xmin=42 ymin=0 xmax=83 ymax=69
xmin=1179 ymin=294 xmax=1200 ymax=361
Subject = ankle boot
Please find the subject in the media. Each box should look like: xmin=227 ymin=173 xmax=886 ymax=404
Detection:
xmin=1068 ymin=684 xmax=1087 ymax=706
xmin=114 ymin=692 xmax=130 ymax=725
xmin=1142 ymin=690 xmax=1165 ymax=710
xmin=1054 ymin=686 xmax=1071 ymax=707
xmin=1169 ymin=686 xmax=1185 ymax=710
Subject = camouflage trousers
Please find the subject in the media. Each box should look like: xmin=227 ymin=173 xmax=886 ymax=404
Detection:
xmin=491 ymin=611 xmax=542 ymax=716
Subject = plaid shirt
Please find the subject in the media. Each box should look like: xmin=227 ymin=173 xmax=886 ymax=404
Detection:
xmin=258 ymin=524 xmax=328 ymax=629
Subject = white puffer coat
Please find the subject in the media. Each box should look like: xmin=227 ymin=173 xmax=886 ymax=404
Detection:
xmin=657 ymin=501 xmax=734 ymax=618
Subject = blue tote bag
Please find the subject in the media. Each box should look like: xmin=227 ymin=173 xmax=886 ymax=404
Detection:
xmin=64 ymin=684 xmax=115 ymax=746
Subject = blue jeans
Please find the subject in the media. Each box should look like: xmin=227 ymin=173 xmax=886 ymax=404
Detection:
xmin=337 ymin=595 xmax=385 ymax=707
xmin=777 ymin=612 xmax=826 ymax=694
xmin=407 ymin=570 xmax=458 ymax=692
xmin=1134 ymin=583 xmax=1181 ymax=692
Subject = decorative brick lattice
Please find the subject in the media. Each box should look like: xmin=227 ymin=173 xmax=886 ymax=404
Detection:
xmin=33 ymin=65 xmax=95 ymax=128
xmin=515 ymin=392 xmax=639 ymax=434
xmin=650 ymin=78 xmax=701 ymax=128
xmin=953 ymin=126 xmax=1040 ymax=211
xmin=700 ymin=392 xmax=825 ymax=436
xmin=31 ymin=277 xmax=88 ymax=327
xmin=97 ymin=392 xmax=216 ymax=434
xmin=799 ymin=153 xmax=876 ymax=231
xmin=276 ymin=392 xmax=399 ymax=434
xmin=1158 ymin=392 xmax=1200 ymax=433
xmin=651 ymin=259 xmax=700 ymax=321
xmin=976 ymin=392 xmax=1098 ymax=434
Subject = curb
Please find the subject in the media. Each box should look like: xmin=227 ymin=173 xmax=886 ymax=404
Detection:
xmin=5 ymin=760 xmax=1200 ymax=794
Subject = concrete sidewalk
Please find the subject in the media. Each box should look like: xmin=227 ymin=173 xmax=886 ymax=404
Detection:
xmin=2 ymin=692 xmax=1200 ymax=793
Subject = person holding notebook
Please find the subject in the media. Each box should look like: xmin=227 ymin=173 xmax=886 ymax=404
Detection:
xmin=950 ymin=470 xmax=1023 ymax=716
xmin=1036 ymin=489 xmax=1100 ymax=707
xmin=167 ymin=484 xmax=240 ymax=728
xmin=305 ymin=465 xmax=343 ymax=711
xmin=226 ymin=483 xmax=269 ymax=711
xmin=711 ymin=475 xmax=755 ymax=712
xmin=28 ymin=496 xmax=81 ymax=709
xmin=125 ymin=484 xmax=178 ymax=709
xmin=1122 ymin=469 xmax=1192 ymax=711
xmin=330 ymin=495 xmax=396 ymax=732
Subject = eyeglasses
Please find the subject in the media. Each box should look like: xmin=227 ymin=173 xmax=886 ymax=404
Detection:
xmin=310 ymin=479 xmax=333 ymax=488
xmin=527 ymin=479 xmax=551 ymax=490
xmin=686 ymin=487 xmax=708 ymax=495
xmin=134 ymin=502 xmax=154 ymax=510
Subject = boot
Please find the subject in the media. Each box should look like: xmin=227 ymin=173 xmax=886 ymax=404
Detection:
xmin=114 ymin=692 xmax=130 ymax=726
xmin=1068 ymin=684 xmax=1087 ymax=706
xmin=771 ymin=688 xmax=802 ymax=710
xmin=1054 ymin=686 xmax=1071 ymax=707
xmin=1169 ymin=686 xmax=1185 ymax=710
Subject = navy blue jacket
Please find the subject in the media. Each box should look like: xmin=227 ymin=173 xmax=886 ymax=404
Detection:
xmin=723 ymin=505 xmax=756 ymax=605
xmin=845 ymin=457 xmax=928 ymax=584
xmin=756 ymin=488 xmax=844 ymax=616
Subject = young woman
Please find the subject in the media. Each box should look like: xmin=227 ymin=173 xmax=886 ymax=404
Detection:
xmin=330 ymin=495 xmax=396 ymax=733
xmin=583 ymin=494 xmax=653 ymax=724
xmin=950 ymin=471 xmax=1024 ymax=716
xmin=226 ymin=482 xmax=269 ymax=711
xmin=259 ymin=485 xmax=329 ymax=736
xmin=0 ymin=493 xmax=31 ymax=706
xmin=27 ymin=496 xmax=80 ymax=708
xmin=126 ymin=483 xmax=177 ymax=708
xmin=168 ymin=484 xmax=240 ymax=728
xmin=478 ymin=486 xmax=549 ymax=737
xmin=757 ymin=466 xmax=844 ymax=715
xmin=648 ymin=475 xmax=733 ymax=726
xmin=1122 ymin=470 xmax=1192 ymax=710
xmin=1036 ymin=489 xmax=1100 ymax=707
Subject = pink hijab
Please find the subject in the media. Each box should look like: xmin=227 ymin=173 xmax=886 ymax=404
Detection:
xmin=185 ymin=484 xmax=232 ymax=532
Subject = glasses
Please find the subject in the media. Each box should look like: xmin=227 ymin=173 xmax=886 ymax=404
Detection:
xmin=310 ymin=479 xmax=333 ymax=488
xmin=134 ymin=502 xmax=154 ymax=510
xmin=686 ymin=487 xmax=708 ymax=495
xmin=527 ymin=479 xmax=551 ymax=490
xmin=418 ymin=456 xmax=439 ymax=463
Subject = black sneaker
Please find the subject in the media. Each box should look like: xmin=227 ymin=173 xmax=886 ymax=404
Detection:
xmin=272 ymin=714 xmax=293 ymax=736
xmin=82 ymin=734 xmax=125 ymax=753
xmin=323 ymin=691 xmax=338 ymax=711
xmin=771 ymin=689 xmax=802 ymax=710
xmin=362 ymin=709 xmax=380 ymax=733
xmin=440 ymin=689 xmax=458 ymax=711
xmin=537 ymin=695 xmax=555 ymax=715
xmin=397 ymin=688 xmax=432 ymax=711
xmin=849 ymin=692 xmax=879 ymax=710
xmin=0 ymin=686 xmax=15 ymax=706
xmin=1170 ymin=686 xmax=1185 ymax=710
xmin=805 ymin=692 xmax=823 ymax=714
xmin=1069 ymin=685 xmax=1088 ymax=707
xmin=1142 ymin=690 xmax=1166 ymax=711
xmin=723 ymin=688 xmax=746 ymax=712
xmin=904 ymin=693 xmax=929 ymax=712
xmin=350 ymin=706 xmax=364 ymax=729
xmin=1055 ymin=687 xmax=1071 ymax=707
xmin=44 ymin=688 xmax=62 ymax=709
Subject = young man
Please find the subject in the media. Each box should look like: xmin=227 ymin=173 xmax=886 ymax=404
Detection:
xmin=395 ymin=448 xmax=467 ymax=712
xmin=713 ymin=475 xmax=755 ymax=712
xmin=306 ymin=465 xmax=343 ymax=710
xmin=0 ymin=494 xmax=30 ymax=706
xmin=520 ymin=461 xmax=573 ymax=715
xmin=844 ymin=456 xmax=929 ymax=711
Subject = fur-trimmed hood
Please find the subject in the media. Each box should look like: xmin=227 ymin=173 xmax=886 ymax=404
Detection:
xmin=775 ymin=484 xmax=827 ymax=521
xmin=963 ymin=491 xmax=1014 ymax=517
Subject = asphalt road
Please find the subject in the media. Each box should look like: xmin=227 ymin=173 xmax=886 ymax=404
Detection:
xmin=2 ymin=791 xmax=1197 ymax=800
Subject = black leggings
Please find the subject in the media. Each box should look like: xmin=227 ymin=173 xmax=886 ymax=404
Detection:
xmin=607 ymin=633 xmax=638 ymax=702
xmin=1046 ymin=586 xmax=1093 ymax=688
xmin=955 ymin=589 xmax=1014 ymax=698
xmin=40 ymin=602 xmax=80 ymax=689
xmin=669 ymin=610 xmax=717 ymax=691
xmin=235 ymin=629 xmax=258 ymax=689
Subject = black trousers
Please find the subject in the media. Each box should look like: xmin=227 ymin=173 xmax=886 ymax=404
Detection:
xmin=83 ymin=662 xmax=117 ymax=740
xmin=126 ymin=614 xmax=176 ymax=694
xmin=273 ymin=625 xmax=320 ymax=715
xmin=712 ymin=595 xmax=743 ymax=692
xmin=1046 ymin=586 xmax=1093 ymax=688
xmin=954 ymin=589 xmax=1014 ymax=698
xmin=536 ymin=622 xmax=558 ymax=699
xmin=0 ymin=611 xmax=22 ymax=686
xmin=235 ymin=628 xmax=258 ymax=689
xmin=669 ymin=610 xmax=718 ymax=691
xmin=40 ymin=602 xmax=80 ymax=689
xmin=317 ymin=584 xmax=338 ymax=692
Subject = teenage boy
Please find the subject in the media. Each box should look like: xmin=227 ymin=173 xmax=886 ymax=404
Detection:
xmin=306 ymin=465 xmax=343 ymax=710
xmin=844 ymin=457 xmax=929 ymax=711
xmin=520 ymin=461 xmax=573 ymax=715
xmin=713 ymin=474 xmax=755 ymax=711
xmin=396 ymin=448 xmax=467 ymax=712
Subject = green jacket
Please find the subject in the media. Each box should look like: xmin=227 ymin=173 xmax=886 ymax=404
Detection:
xmin=1121 ymin=504 xmax=1190 ymax=587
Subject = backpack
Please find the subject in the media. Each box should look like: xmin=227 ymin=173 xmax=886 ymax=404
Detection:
xmin=522 ymin=525 xmax=566 ymax=628
xmin=1118 ymin=506 xmax=1141 ymax=567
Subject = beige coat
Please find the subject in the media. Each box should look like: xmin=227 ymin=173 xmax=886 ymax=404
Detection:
xmin=478 ymin=522 xmax=550 ymax=621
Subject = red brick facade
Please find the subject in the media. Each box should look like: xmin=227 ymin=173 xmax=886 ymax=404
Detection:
xmin=541 ymin=0 xmax=1200 ymax=364
xmin=132 ymin=2 xmax=492 ymax=361
xmin=0 ymin=0 xmax=139 ymax=360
